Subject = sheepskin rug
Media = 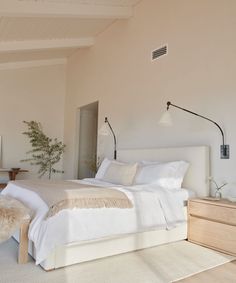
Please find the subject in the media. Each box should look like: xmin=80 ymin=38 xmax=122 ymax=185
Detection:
xmin=0 ymin=195 xmax=30 ymax=243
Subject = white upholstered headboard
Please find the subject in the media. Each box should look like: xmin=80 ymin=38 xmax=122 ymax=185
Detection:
xmin=117 ymin=146 xmax=210 ymax=197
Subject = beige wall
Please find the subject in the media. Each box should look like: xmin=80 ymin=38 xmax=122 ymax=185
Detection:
xmin=0 ymin=63 xmax=66 ymax=180
xmin=64 ymin=0 xmax=236 ymax=197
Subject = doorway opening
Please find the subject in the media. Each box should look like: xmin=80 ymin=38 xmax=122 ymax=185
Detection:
xmin=77 ymin=101 xmax=98 ymax=179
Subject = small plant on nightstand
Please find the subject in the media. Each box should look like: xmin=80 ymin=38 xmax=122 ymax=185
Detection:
xmin=209 ymin=176 xmax=227 ymax=199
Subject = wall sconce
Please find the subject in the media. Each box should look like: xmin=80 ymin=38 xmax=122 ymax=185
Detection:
xmin=99 ymin=117 xmax=117 ymax=160
xmin=159 ymin=101 xmax=229 ymax=159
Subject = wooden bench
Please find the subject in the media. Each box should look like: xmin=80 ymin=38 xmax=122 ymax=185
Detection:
xmin=18 ymin=215 xmax=31 ymax=264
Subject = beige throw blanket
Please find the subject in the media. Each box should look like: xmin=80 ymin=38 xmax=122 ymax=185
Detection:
xmin=12 ymin=180 xmax=133 ymax=218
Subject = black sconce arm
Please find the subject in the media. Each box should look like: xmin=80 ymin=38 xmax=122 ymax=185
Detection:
xmin=166 ymin=101 xmax=229 ymax=158
xmin=105 ymin=117 xmax=117 ymax=160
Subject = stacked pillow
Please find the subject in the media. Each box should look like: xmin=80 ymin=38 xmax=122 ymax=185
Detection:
xmin=95 ymin=158 xmax=189 ymax=189
xmin=95 ymin=158 xmax=112 ymax=180
xmin=134 ymin=161 xmax=189 ymax=189
xmin=95 ymin=158 xmax=138 ymax=186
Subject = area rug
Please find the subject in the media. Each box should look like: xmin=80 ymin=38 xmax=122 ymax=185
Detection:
xmin=0 ymin=239 xmax=234 ymax=283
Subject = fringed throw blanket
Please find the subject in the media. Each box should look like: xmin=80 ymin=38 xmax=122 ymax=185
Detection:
xmin=12 ymin=180 xmax=133 ymax=218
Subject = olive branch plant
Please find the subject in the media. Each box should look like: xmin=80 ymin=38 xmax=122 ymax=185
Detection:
xmin=208 ymin=176 xmax=227 ymax=197
xmin=21 ymin=121 xmax=66 ymax=179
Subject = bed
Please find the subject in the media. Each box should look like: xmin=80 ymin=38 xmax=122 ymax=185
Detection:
xmin=1 ymin=146 xmax=209 ymax=270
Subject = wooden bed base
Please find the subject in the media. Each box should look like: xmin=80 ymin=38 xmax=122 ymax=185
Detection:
xmin=21 ymin=222 xmax=187 ymax=270
xmin=40 ymin=223 xmax=187 ymax=270
xmin=12 ymin=208 xmax=187 ymax=270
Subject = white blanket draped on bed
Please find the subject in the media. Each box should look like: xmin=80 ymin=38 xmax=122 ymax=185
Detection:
xmin=1 ymin=178 xmax=188 ymax=264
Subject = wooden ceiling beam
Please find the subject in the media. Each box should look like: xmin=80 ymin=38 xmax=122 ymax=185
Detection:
xmin=0 ymin=1 xmax=133 ymax=19
xmin=0 ymin=38 xmax=95 ymax=52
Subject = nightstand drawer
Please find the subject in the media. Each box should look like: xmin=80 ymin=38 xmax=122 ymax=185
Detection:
xmin=188 ymin=201 xmax=236 ymax=226
xmin=188 ymin=216 xmax=236 ymax=255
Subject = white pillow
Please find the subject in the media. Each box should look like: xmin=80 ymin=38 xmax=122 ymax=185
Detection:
xmin=141 ymin=160 xmax=160 ymax=165
xmin=103 ymin=162 xmax=138 ymax=186
xmin=95 ymin=158 xmax=124 ymax=179
xmin=134 ymin=161 xmax=189 ymax=189
xmin=95 ymin=158 xmax=111 ymax=179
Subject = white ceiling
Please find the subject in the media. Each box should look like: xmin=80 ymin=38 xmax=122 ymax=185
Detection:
xmin=0 ymin=0 xmax=140 ymax=64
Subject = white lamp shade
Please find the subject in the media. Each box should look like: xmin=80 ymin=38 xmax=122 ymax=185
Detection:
xmin=98 ymin=123 xmax=109 ymax=135
xmin=159 ymin=110 xmax=173 ymax=126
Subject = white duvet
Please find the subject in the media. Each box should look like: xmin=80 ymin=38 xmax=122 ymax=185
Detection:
xmin=1 ymin=178 xmax=192 ymax=264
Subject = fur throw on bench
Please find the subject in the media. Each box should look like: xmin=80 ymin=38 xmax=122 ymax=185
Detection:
xmin=0 ymin=195 xmax=30 ymax=243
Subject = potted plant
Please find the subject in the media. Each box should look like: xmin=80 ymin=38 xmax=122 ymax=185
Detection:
xmin=209 ymin=176 xmax=227 ymax=199
xmin=22 ymin=121 xmax=66 ymax=179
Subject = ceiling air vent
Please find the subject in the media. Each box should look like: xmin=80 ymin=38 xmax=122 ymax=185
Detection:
xmin=152 ymin=45 xmax=167 ymax=61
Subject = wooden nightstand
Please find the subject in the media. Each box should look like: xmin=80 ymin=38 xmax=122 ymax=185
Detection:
xmin=188 ymin=198 xmax=236 ymax=256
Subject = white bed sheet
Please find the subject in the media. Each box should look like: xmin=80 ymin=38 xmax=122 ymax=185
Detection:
xmin=1 ymin=178 xmax=195 ymax=264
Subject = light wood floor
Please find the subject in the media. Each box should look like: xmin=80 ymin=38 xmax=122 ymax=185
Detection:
xmin=176 ymin=260 xmax=236 ymax=283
